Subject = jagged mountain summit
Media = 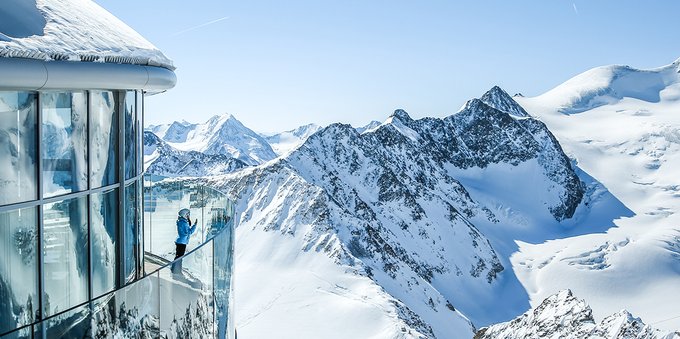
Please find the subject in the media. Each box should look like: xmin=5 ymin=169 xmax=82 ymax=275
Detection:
xmin=475 ymin=290 xmax=680 ymax=339
xmin=200 ymin=86 xmax=593 ymax=338
xmin=480 ymin=85 xmax=530 ymax=117
xmin=143 ymin=131 xmax=247 ymax=177
xmin=146 ymin=114 xmax=277 ymax=165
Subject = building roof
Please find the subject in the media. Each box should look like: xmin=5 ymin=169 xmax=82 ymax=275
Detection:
xmin=0 ymin=0 xmax=174 ymax=71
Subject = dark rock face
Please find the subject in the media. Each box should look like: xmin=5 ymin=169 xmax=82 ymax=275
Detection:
xmin=480 ymin=85 xmax=530 ymax=117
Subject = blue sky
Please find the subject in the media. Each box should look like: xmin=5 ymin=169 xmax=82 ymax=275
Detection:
xmin=95 ymin=1 xmax=680 ymax=133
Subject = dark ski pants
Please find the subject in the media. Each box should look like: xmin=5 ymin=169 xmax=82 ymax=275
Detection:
xmin=171 ymin=242 xmax=187 ymax=273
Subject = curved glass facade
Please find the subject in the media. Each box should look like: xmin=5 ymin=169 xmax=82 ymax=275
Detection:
xmin=0 ymin=90 xmax=235 ymax=339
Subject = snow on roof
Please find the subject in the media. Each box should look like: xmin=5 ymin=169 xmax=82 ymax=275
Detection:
xmin=0 ymin=0 xmax=174 ymax=70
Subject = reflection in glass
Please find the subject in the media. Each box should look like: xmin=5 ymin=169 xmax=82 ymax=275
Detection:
xmin=1 ymin=327 xmax=31 ymax=339
xmin=92 ymin=272 xmax=160 ymax=337
xmin=159 ymin=241 xmax=214 ymax=337
xmin=89 ymin=91 xmax=118 ymax=188
xmin=42 ymin=197 xmax=88 ymax=316
xmin=41 ymin=303 xmax=91 ymax=338
xmin=41 ymin=92 xmax=88 ymax=198
xmin=91 ymin=188 xmax=119 ymax=298
xmin=214 ymin=227 xmax=235 ymax=338
xmin=124 ymin=182 xmax=138 ymax=282
xmin=0 ymin=91 xmax=37 ymax=206
xmin=124 ymin=91 xmax=136 ymax=180
xmin=0 ymin=207 xmax=38 ymax=335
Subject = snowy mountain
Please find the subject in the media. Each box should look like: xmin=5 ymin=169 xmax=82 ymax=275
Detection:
xmin=510 ymin=58 xmax=680 ymax=332
xmin=147 ymin=114 xmax=276 ymax=165
xmin=475 ymin=290 xmax=679 ymax=339
xmin=143 ymin=131 xmax=247 ymax=177
xmin=525 ymin=58 xmax=680 ymax=115
xmin=197 ymin=86 xmax=600 ymax=338
xmin=161 ymin=120 xmax=198 ymax=143
xmin=264 ymin=123 xmax=323 ymax=156
xmin=142 ymin=59 xmax=680 ymax=337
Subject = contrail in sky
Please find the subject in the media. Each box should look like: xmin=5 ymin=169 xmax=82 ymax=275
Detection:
xmin=172 ymin=16 xmax=230 ymax=36
xmin=572 ymin=3 xmax=578 ymax=14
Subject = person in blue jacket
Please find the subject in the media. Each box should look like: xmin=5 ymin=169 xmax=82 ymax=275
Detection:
xmin=171 ymin=208 xmax=197 ymax=273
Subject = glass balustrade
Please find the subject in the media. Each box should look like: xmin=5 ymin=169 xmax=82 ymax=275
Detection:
xmin=0 ymin=176 xmax=235 ymax=339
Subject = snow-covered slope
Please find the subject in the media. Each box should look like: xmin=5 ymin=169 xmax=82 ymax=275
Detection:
xmin=0 ymin=0 xmax=173 ymax=69
xmin=512 ymin=58 xmax=680 ymax=331
xmin=475 ymin=290 xmax=679 ymax=339
xmin=525 ymin=58 xmax=680 ymax=114
xmin=198 ymin=87 xmax=596 ymax=337
xmin=148 ymin=114 xmax=277 ymax=166
xmin=356 ymin=120 xmax=382 ymax=134
xmin=143 ymin=131 xmax=247 ymax=177
xmin=264 ymin=123 xmax=322 ymax=156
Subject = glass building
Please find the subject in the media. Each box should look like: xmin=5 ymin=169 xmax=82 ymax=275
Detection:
xmin=0 ymin=2 xmax=235 ymax=338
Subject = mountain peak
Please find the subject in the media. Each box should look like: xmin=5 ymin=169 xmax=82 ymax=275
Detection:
xmin=480 ymin=86 xmax=530 ymax=117
xmin=673 ymin=57 xmax=680 ymax=72
xmin=390 ymin=109 xmax=413 ymax=122
xmin=477 ymin=290 xmax=678 ymax=339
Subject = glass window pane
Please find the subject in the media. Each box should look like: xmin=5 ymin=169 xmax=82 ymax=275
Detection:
xmin=0 ymin=207 xmax=38 ymax=334
xmin=91 ymin=188 xmax=118 ymax=298
xmin=41 ymin=91 xmax=88 ymax=198
xmin=42 ymin=196 xmax=88 ymax=316
xmin=124 ymin=182 xmax=138 ymax=281
xmin=124 ymin=91 xmax=136 ymax=180
xmin=89 ymin=91 xmax=118 ymax=188
xmin=0 ymin=92 xmax=37 ymax=206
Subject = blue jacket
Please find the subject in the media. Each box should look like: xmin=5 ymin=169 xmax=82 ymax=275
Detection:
xmin=175 ymin=217 xmax=197 ymax=245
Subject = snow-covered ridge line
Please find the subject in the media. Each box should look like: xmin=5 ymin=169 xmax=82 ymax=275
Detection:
xmin=148 ymin=114 xmax=276 ymax=166
xmin=475 ymin=290 xmax=680 ymax=339
xmin=529 ymin=58 xmax=680 ymax=114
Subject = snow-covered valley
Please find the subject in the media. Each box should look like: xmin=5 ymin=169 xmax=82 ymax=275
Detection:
xmin=144 ymin=59 xmax=680 ymax=338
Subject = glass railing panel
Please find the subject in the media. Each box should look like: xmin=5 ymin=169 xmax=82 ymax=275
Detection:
xmin=0 ymin=176 xmax=234 ymax=339
xmin=39 ymin=303 xmax=90 ymax=338
xmin=0 ymin=326 xmax=31 ymax=339
xmin=159 ymin=240 xmax=214 ymax=338
xmin=91 ymin=270 xmax=160 ymax=337
xmin=213 ymin=224 xmax=235 ymax=339
xmin=144 ymin=177 xmax=201 ymax=259
xmin=143 ymin=175 xmax=233 ymax=261
xmin=142 ymin=174 xmax=234 ymax=338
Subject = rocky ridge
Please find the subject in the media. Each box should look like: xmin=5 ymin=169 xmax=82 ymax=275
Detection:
xmin=475 ymin=290 xmax=680 ymax=339
xmin=201 ymin=86 xmax=587 ymax=337
xmin=143 ymin=131 xmax=247 ymax=177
